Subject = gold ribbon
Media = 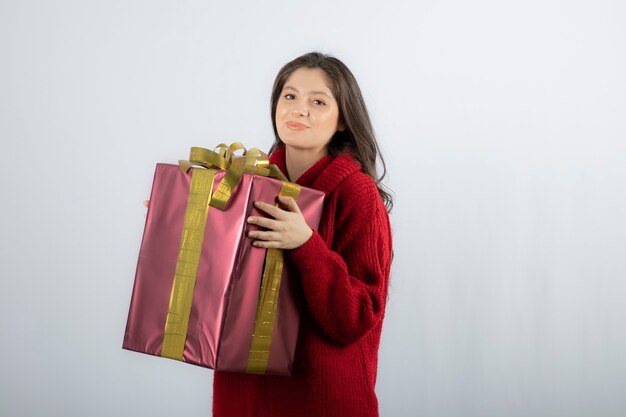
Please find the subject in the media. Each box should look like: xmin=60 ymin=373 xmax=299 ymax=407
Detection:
xmin=178 ymin=144 xmax=287 ymax=210
xmin=161 ymin=144 xmax=299 ymax=373
xmin=246 ymin=181 xmax=301 ymax=374
xmin=161 ymin=168 xmax=216 ymax=360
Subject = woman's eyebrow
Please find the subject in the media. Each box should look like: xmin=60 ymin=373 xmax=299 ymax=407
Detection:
xmin=283 ymin=85 xmax=332 ymax=99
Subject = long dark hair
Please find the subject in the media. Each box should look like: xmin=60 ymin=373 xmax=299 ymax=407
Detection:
xmin=269 ymin=51 xmax=394 ymax=213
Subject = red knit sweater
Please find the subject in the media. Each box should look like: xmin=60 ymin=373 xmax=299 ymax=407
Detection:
xmin=212 ymin=145 xmax=393 ymax=417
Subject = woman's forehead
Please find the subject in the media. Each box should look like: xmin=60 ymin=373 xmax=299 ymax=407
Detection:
xmin=284 ymin=68 xmax=334 ymax=96
xmin=283 ymin=85 xmax=332 ymax=99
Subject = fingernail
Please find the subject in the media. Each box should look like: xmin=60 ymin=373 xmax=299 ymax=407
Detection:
xmin=247 ymin=217 xmax=254 ymax=223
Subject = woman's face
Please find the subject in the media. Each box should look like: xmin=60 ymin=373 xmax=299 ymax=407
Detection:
xmin=275 ymin=67 xmax=344 ymax=155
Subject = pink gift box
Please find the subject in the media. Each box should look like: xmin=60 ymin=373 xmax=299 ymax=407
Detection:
xmin=122 ymin=163 xmax=324 ymax=376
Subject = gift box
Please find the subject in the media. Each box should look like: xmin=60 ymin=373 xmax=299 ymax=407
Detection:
xmin=122 ymin=144 xmax=325 ymax=376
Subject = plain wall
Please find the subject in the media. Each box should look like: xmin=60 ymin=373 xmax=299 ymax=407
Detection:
xmin=1 ymin=1 xmax=624 ymax=416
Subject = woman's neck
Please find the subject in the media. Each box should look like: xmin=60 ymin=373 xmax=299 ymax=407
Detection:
xmin=284 ymin=146 xmax=327 ymax=182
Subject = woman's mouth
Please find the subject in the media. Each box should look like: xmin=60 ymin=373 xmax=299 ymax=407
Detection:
xmin=286 ymin=121 xmax=309 ymax=130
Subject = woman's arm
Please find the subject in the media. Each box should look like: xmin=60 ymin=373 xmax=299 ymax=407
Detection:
xmin=287 ymin=178 xmax=393 ymax=346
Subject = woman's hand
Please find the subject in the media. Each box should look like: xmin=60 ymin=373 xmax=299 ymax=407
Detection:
xmin=143 ymin=200 xmax=149 ymax=217
xmin=247 ymin=195 xmax=313 ymax=250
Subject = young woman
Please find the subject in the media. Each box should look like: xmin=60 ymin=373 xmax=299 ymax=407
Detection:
xmin=213 ymin=52 xmax=393 ymax=417
xmin=144 ymin=51 xmax=393 ymax=416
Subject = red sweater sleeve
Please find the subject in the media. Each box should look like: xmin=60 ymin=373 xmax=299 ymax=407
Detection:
xmin=287 ymin=176 xmax=392 ymax=345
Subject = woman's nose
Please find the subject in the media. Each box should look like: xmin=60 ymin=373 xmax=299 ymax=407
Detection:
xmin=292 ymin=106 xmax=309 ymax=117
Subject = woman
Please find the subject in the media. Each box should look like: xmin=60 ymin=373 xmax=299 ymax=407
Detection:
xmin=145 ymin=51 xmax=393 ymax=416
xmin=213 ymin=51 xmax=393 ymax=417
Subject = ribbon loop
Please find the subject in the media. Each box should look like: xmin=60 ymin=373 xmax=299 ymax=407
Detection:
xmin=178 ymin=144 xmax=288 ymax=209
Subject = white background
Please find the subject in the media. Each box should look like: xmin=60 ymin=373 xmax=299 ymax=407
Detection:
xmin=1 ymin=1 xmax=625 ymax=416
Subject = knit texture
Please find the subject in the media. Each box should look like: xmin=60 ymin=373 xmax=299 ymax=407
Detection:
xmin=212 ymin=145 xmax=393 ymax=417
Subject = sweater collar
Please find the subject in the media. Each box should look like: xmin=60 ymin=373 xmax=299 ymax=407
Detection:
xmin=268 ymin=145 xmax=362 ymax=196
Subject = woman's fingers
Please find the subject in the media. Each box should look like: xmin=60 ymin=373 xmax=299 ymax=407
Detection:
xmin=143 ymin=199 xmax=150 ymax=218
xmin=277 ymin=195 xmax=301 ymax=213
xmin=252 ymin=201 xmax=284 ymax=218
xmin=247 ymin=215 xmax=282 ymax=231
xmin=251 ymin=240 xmax=283 ymax=249
xmin=248 ymin=198 xmax=311 ymax=249
xmin=248 ymin=230 xmax=281 ymax=242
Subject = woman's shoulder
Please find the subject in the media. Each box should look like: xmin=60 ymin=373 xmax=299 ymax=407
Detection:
xmin=333 ymin=163 xmax=385 ymax=221
xmin=331 ymin=151 xmax=378 ymax=196
xmin=336 ymin=167 xmax=378 ymax=198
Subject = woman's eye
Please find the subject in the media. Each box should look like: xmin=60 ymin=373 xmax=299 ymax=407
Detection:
xmin=283 ymin=94 xmax=325 ymax=106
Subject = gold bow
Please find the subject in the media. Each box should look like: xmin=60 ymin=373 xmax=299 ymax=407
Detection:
xmin=178 ymin=143 xmax=288 ymax=210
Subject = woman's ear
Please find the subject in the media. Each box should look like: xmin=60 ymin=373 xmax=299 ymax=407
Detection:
xmin=338 ymin=121 xmax=346 ymax=132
